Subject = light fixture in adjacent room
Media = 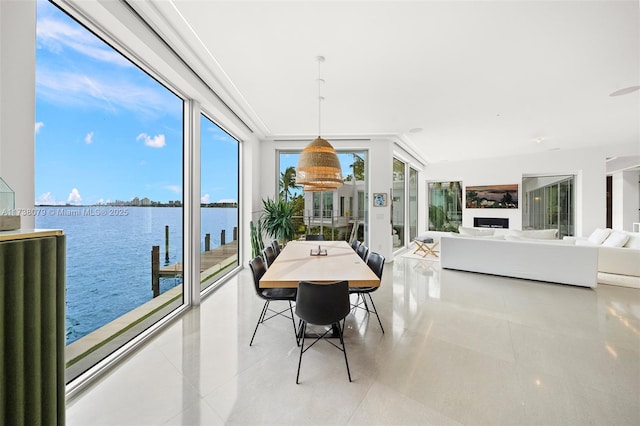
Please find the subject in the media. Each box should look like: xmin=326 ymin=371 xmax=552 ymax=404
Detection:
xmin=296 ymin=56 xmax=343 ymax=191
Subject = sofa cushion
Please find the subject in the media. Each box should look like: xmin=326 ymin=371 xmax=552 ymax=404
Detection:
xmin=624 ymin=232 xmax=640 ymax=249
xmin=509 ymin=229 xmax=558 ymax=240
xmin=575 ymin=239 xmax=598 ymax=246
xmin=588 ymin=228 xmax=611 ymax=245
xmin=458 ymin=226 xmax=494 ymax=237
xmin=505 ymin=235 xmax=571 ymax=244
xmin=451 ymin=232 xmax=504 ymax=240
xmin=602 ymin=231 xmax=630 ymax=248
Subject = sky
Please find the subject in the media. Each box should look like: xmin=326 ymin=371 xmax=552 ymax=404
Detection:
xmin=35 ymin=0 xmax=238 ymax=205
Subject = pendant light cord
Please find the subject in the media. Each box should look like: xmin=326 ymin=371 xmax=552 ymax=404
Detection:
xmin=317 ymin=56 xmax=324 ymax=137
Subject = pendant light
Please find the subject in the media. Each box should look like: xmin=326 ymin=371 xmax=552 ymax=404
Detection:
xmin=296 ymin=56 xmax=343 ymax=190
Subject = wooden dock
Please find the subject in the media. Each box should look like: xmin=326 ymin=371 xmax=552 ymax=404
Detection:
xmin=158 ymin=239 xmax=238 ymax=276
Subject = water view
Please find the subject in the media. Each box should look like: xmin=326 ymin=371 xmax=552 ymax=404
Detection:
xmin=36 ymin=206 xmax=237 ymax=344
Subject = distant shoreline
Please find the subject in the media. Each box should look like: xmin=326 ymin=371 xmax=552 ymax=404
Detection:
xmin=36 ymin=203 xmax=238 ymax=208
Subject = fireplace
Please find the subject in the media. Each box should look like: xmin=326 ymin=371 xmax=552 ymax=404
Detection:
xmin=474 ymin=217 xmax=509 ymax=228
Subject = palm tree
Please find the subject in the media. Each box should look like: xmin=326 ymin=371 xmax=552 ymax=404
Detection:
xmin=279 ymin=166 xmax=298 ymax=202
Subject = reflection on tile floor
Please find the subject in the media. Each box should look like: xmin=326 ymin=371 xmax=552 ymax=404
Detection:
xmin=67 ymin=254 xmax=640 ymax=425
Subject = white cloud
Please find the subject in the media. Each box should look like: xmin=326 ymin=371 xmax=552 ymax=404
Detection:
xmin=165 ymin=185 xmax=181 ymax=194
xmin=35 ymin=122 xmax=44 ymax=134
xmin=136 ymin=133 xmax=166 ymax=148
xmin=36 ymin=68 xmax=181 ymax=118
xmin=85 ymin=131 xmax=94 ymax=144
xmin=36 ymin=192 xmax=56 ymax=205
xmin=35 ymin=4 xmax=182 ymax=119
xmin=201 ymin=194 xmax=210 ymax=203
xmin=37 ymin=17 xmax=131 ymax=68
xmin=67 ymin=188 xmax=82 ymax=204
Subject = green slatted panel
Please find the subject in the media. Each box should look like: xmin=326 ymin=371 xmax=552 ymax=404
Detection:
xmin=6 ymin=238 xmax=26 ymax=425
xmin=0 ymin=241 xmax=6 ymax=426
xmin=24 ymin=238 xmax=43 ymax=426
xmin=0 ymin=235 xmax=65 ymax=426
xmin=55 ymin=236 xmax=66 ymax=426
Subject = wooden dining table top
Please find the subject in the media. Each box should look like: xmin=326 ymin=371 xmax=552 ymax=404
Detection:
xmin=259 ymin=240 xmax=380 ymax=288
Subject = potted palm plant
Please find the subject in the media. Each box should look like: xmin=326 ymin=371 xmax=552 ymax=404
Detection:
xmin=259 ymin=197 xmax=295 ymax=244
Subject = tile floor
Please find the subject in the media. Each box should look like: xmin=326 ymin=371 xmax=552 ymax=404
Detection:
xmin=66 ymin=253 xmax=640 ymax=425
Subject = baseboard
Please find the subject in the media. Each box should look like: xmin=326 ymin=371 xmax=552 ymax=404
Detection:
xmin=598 ymin=272 xmax=640 ymax=289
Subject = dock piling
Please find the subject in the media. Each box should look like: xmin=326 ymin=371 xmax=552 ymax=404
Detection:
xmin=221 ymin=229 xmax=226 ymax=246
xmin=151 ymin=245 xmax=160 ymax=298
xmin=205 ymin=233 xmax=210 ymax=251
xmin=165 ymin=225 xmax=170 ymax=263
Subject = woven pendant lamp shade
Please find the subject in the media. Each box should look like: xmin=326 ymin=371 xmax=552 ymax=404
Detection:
xmin=302 ymin=184 xmax=335 ymax=192
xmin=296 ymin=137 xmax=343 ymax=189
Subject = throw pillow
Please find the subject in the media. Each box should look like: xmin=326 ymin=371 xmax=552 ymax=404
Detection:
xmin=587 ymin=228 xmax=611 ymax=245
xmin=624 ymin=233 xmax=640 ymax=249
xmin=458 ymin=226 xmax=494 ymax=237
xmin=602 ymin=231 xmax=630 ymax=248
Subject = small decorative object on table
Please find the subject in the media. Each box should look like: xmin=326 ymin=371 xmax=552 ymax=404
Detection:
xmin=0 ymin=177 xmax=20 ymax=231
xmin=310 ymin=244 xmax=328 ymax=256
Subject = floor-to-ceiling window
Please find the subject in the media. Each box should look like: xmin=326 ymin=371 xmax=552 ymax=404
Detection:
xmin=36 ymin=0 xmax=187 ymax=383
xmin=200 ymin=114 xmax=239 ymax=292
xmin=409 ymin=167 xmax=418 ymax=241
xmin=427 ymin=181 xmax=463 ymax=232
xmin=279 ymin=151 xmax=367 ymax=242
xmin=523 ymin=175 xmax=575 ymax=237
xmin=392 ymin=158 xmax=406 ymax=249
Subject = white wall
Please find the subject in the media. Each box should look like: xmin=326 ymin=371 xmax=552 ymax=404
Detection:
xmin=0 ymin=0 xmax=36 ymax=228
xmin=612 ymin=169 xmax=640 ymax=231
xmin=424 ymin=143 xmax=638 ymax=237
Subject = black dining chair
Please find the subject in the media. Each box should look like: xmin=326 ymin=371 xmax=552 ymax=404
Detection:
xmin=350 ymin=251 xmax=385 ymax=333
xmin=248 ymin=256 xmax=298 ymax=346
xmin=356 ymin=243 xmax=369 ymax=262
xmin=271 ymin=240 xmax=281 ymax=257
xmin=305 ymin=234 xmax=325 ymax=241
xmin=262 ymin=246 xmax=276 ymax=268
xmin=295 ymin=280 xmax=352 ymax=384
xmin=350 ymin=239 xmax=361 ymax=252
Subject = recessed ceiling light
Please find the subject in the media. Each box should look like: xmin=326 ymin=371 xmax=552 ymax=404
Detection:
xmin=409 ymin=128 xmax=423 ymax=133
xmin=534 ymin=137 xmax=545 ymax=144
xmin=609 ymin=86 xmax=640 ymax=97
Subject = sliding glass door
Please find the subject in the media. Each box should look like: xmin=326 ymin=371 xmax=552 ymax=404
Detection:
xmin=392 ymin=158 xmax=406 ymax=249
xmin=522 ymin=175 xmax=575 ymax=237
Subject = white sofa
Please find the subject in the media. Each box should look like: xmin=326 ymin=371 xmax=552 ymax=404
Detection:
xmin=563 ymin=229 xmax=640 ymax=289
xmin=440 ymin=235 xmax=599 ymax=288
xmin=415 ymin=226 xmax=639 ymax=288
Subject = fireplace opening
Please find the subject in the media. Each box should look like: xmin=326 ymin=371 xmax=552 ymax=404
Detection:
xmin=474 ymin=217 xmax=509 ymax=228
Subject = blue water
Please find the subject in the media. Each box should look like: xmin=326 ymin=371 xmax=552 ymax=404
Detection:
xmin=35 ymin=206 xmax=237 ymax=343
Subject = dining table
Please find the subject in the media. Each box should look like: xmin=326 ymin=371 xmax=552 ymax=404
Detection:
xmin=259 ymin=240 xmax=380 ymax=289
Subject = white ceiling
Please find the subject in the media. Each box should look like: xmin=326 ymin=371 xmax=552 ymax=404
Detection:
xmin=136 ymin=0 xmax=639 ymax=164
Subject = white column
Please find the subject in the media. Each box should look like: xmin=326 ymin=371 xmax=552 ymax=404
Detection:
xmin=184 ymin=100 xmax=201 ymax=306
xmin=612 ymin=170 xmax=640 ymax=231
xmin=0 ymin=0 xmax=36 ymax=228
